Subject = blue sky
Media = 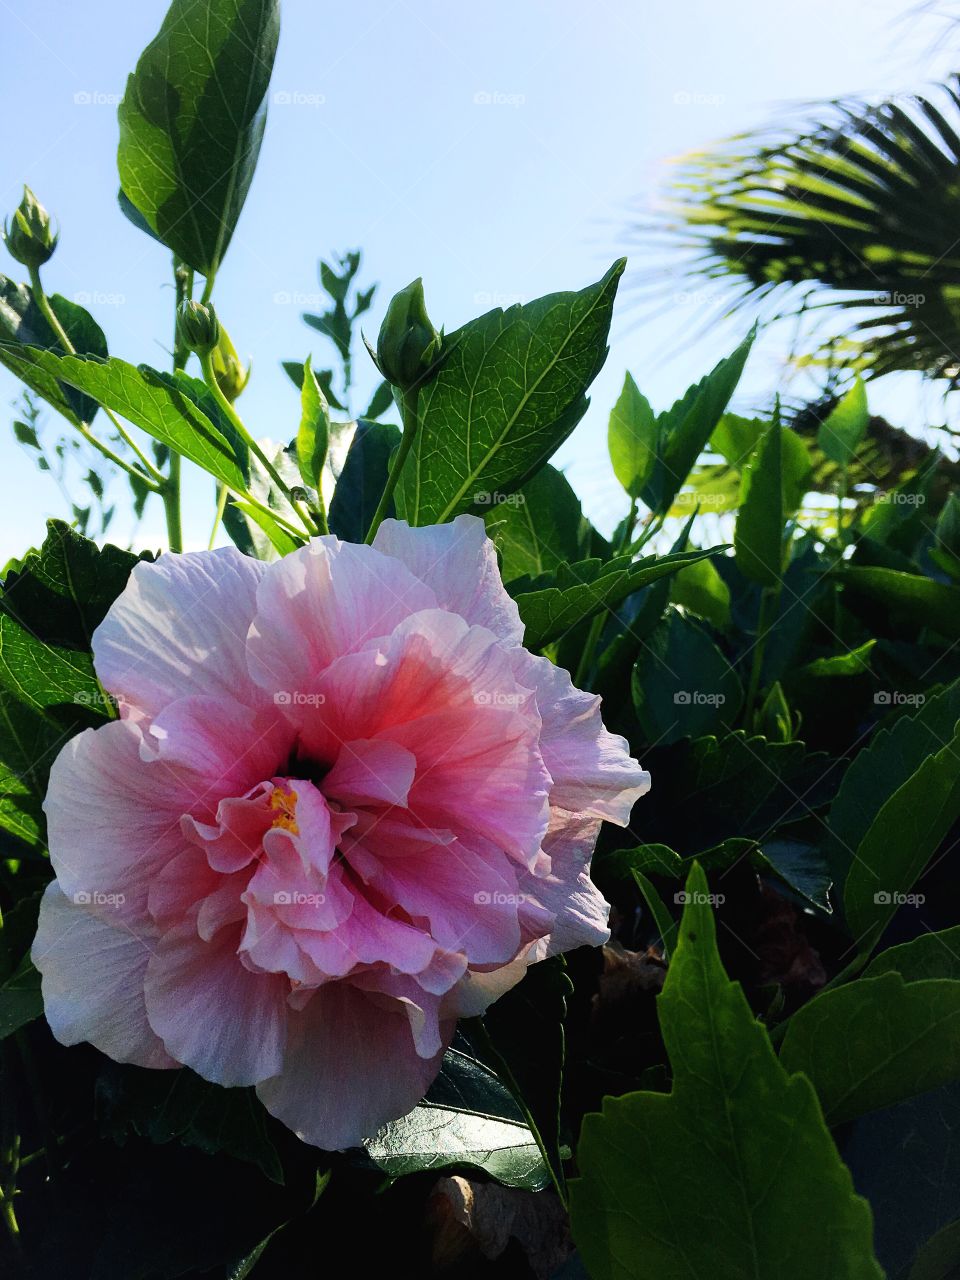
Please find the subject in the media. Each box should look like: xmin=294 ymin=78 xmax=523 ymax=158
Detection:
xmin=0 ymin=0 xmax=955 ymax=559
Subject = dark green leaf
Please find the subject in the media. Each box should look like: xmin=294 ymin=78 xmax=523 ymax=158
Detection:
xmin=514 ymin=546 xmax=725 ymax=651
xmin=818 ymin=377 xmax=869 ymax=466
xmin=608 ymin=371 xmax=657 ymax=499
xmin=735 ymin=414 xmax=785 ymax=586
xmin=780 ymin=971 xmax=960 ymax=1124
xmin=837 ymin=567 xmax=960 ymax=638
xmin=486 ymin=464 xmax=589 ymax=583
xmin=328 ymin=419 xmax=401 ymax=543
xmin=117 ymin=0 xmax=280 ymax=276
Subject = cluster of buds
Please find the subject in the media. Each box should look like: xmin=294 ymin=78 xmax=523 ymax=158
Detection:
xmin=3 ymin=186 xmax=58 ymax=270
xmin=371 ymin=278 xmax=442 ymax=391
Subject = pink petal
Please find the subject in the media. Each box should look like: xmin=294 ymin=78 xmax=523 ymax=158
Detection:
xmin=256 ymin=982 xmax=453 ymax=1149
xmin=246 ymin=537 xmax=436 ymax=696
xmin=324 ymin=739 xmax=417 ymax=809
xmin=372 ymin=515 xmax=523 ymax=644
xmin=510 ymin=650 xmax=650 ymax=824
xmin=32 ymin=882 xmax=175 ymax=1068
xmin=144 ymin=918 xmax=287 ymax=1086
xmin=92 ymin=548 xmax=266 ymax=718
xmin=43 ymin=719 xmax=193 ymax=922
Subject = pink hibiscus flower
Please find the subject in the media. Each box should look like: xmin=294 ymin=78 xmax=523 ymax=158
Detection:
xmin=32 ymin=516 xmax=649 ymax=1149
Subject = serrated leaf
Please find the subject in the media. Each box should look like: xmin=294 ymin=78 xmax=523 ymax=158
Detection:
xmin=514 ymin=546 xmax=725 ymax=651
xmin=780 ymin=971 xmax=960 ymax=1125
xmin=486 ymin=464 xmax=589 ymax=583
xmin=396 ymin=261 xmax=623 ymax=524
xmin=117 ymin=0 xmax=280 ymax=276
xmin=0 ymin=276 xmax=108 ymax=425
xmin=570 ymin=863 xmax=882 ymax=1280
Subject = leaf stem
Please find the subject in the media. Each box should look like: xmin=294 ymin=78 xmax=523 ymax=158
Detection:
xmin=29 ymin=266 xmax=163 ymax=484
xmin=198 ymin=351 xmax=316 ymax=537
xmin=744 ymin=584 xmax=781 ymax=723
xmin=364 ymin=386 xmax=417 ymax=543
xmin=208 ymin=482 xmax=229 ymax=549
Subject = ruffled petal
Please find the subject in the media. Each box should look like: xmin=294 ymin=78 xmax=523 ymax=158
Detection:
xmin=93 ymin=548 xmax=266 ymax=718
xmin=32 ymin=882 xmax=175 ymax=1068
xmin=257 ymin=983 xmax=453 ymax=1149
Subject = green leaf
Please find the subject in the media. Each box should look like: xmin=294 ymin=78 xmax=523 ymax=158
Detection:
xmin=328 ymin=420 xmax=402 ymax=544
xmin=799 ymin=640 xmax=876 ymax=678
xmin=780 ymin=971 xmax=960 ymax=1125
xmin=0 ymin=613 xmax=100 ymax=714
xmin=818 ymin=376 xmax=869 ymax=466
xmin=909 ymin=1220 xmax=960 ymax=1280
xmin=631 ymin=869 xmax=680 ymax=958
xmin=475 ymin=957 xmax=572 ymax=1194
xmin=639 ymin=328 xmax=755 ymax=516
xmin=632 ymin=606 xmax=744 ymax=745
xmin=836 ymin=566 xmax=960 ymax=638
xmin=844 ymin=723 xmax=960 ymax=946
xmin=396 ymin=261 xmax=623 ymax=524
xmin=364 ymin=1037 xmax=551 ymax=1190
xmin=570 ymin=863 xmax=882 ymax=1280
xmin=485 ymin=464 xmax=589 ymax=583
xmin=295 ymin=356 xmax=329 ymax=492
xmin=0 ymin=950 xmax=42 ymax=1039
xmin=229 ymin=500 xmax=300 ymax=556
xmin=97 ymin=1063 xmax=284 ymax=1184
xmin=668 ymin=553 xmax=731 ymax=627
xmin=19 ymin=353 xmax=251 ymax=493
xmin=0 ymin=276 xmax=108 ymax=425
xmin=866 ymin=927 xmax=960 ymax=982
xmin=735 ymin=414 xmax=785 ymax=586
xmin=608 ymin=371 xmax=657 ymax=499
xmin=117 ymin=0 xmax=281 ymax=277
xmin=514 ymin=546 xmax=725 ymax=651
xmin=828 ymin=680 xmax=960 ymax=886
xmin=1 ymin=519 xmax=148 ymax=650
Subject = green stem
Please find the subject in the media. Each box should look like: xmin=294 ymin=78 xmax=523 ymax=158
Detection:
xmin=199 ymin=352 xmax=315 ymax=537
xmin=573 ymin=498 xmax=642 ymax=686
xmin=744 ymin=584 xmax=782 ymax=723
xmin=29 ymin=266 xmax=163 ymax=485
xmin=364 ymin=385 xmax=418 ymax=543
xmin=164 ymin=453 xmax=183 ymax=553
xmin=208 ymin=482 xmax=229 ymax=550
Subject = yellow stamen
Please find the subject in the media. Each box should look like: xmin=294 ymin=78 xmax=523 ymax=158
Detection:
xmin=269 ymin=784 xmax=299 ymax=834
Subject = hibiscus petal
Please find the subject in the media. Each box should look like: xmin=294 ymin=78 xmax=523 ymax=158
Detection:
xmin=256 ymin=983 xmax=453 ymax=1149
xmin=324 ymin=739 xmax=417 ymax=809
xmin=373 ymin=515 xmax=523 ymax=644
xmin=32 ymin=882 xmax=175 ymax=1068
xmin=510 ymin=650 xmax=650 ymax=824
xmin=144 ymin=919 xmax=287 ymax=1086
xmin=93 ymin=548 xmax=267 ymax=718
xmin=247 ymin=537 xmax=436 ymax=696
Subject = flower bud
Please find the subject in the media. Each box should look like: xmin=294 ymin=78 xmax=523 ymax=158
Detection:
xmin=374 ymin=278 xmax=441 ymax=390
xmin=177 ymin=300 xmax=221 ymax=356
xmin=210 ymin=322 xmax=251 ymax=403
xmin=3 ymin=186 xmax=58 ymax=270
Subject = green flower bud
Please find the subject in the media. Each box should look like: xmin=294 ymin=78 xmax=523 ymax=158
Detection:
xmin=374 ymin=278 xmax=441 ymax=390
xmin=3 ymin=186 xmax=58 ymax=270
xmin=210 ymin=322 xmax=251 ymax=403
xmin=177 ymin=300 xmax=221 ymax=356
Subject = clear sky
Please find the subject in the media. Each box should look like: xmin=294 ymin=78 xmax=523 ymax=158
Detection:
xmin=0 ymin=0 xmax=955 ymax=559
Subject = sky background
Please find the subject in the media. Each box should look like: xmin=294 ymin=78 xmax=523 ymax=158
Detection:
xmin=0 ymin=0 xmax=957 ymax=559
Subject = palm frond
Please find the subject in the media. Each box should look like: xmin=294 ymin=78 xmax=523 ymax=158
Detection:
xmin=639 ymin=79 xmax=960 ymax=384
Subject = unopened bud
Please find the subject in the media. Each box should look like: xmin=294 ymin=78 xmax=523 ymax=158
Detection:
xmin=210 ymin=322 xmax=250 ymax=402
xmin=177 ymin=300 xmax=221 ymax=356
xmin=374 ymin=278 xmax=442 ymax=390
xmin=3 ymin=186 xmax=58 ymax=270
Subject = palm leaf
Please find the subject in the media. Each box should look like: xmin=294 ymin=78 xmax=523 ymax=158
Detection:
xmin=642 ymin=79 xmax=960 ymax=383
